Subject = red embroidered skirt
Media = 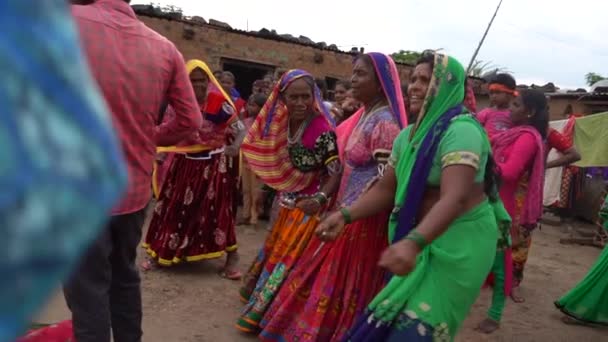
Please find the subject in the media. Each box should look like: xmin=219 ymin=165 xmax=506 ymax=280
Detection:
xmin=143 ymin=151 xmax=238 ymax=265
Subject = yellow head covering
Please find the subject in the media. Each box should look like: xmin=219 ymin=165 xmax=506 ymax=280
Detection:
xmin=185 ymin=59 xmax=236 ymax=110
xmin=153 ymin=59 xmax=238 ymax=198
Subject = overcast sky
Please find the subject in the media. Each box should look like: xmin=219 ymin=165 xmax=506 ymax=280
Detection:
xmin=133 ymin=0 xmax=606 ymax=89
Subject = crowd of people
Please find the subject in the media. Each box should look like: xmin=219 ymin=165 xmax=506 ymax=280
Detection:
xmin=15 ymin=1 xmax=607 ymax=342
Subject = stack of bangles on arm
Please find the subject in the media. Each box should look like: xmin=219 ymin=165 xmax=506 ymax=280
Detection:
xmin=313 ymin=192 xmax=329 ymax=206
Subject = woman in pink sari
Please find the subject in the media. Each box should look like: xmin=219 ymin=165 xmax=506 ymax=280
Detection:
xmin=478 ymin=89 xmax=548 ymax=333
xmin=258 ymin=53 xmax=407 ymax=342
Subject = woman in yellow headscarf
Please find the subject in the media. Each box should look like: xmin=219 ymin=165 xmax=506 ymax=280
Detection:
xmin=142 ymin=60 xmax=245 ymax=280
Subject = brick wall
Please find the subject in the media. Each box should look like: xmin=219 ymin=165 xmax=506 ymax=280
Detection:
xmin=138 ymin=14 xmax=487 ymax=99
xmin=139 ymin=15 xmax=367 ymax=80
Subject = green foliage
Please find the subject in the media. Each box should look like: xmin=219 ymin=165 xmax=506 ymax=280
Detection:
xmin=391 ymin=50 xmax=422 ymax=65
xmin=585 ymin=72 xmax=606 ymax=87
xmin=469 ymin=60 xmax=510 ymax=77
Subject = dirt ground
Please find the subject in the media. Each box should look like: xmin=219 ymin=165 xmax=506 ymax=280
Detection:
xmin=38 ymin=212 xmax=608 ymax=342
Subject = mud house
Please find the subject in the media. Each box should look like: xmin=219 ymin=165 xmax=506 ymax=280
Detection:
xmin=134 ymin=5 xmax=376 ymax=99
xmin=546 ymin=92 xmax=608 ymax=120
xmin=133 ymin=6 xmax=606 ymax=222
xmin=513 ymin=82 xmax=608 ymax=120
xmin=134 ymin=6 xmax=608 ymax=120
xmin=133 ymin=5 xmax=487 ymax=100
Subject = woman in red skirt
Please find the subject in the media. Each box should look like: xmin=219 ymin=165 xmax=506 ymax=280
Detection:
xmin=142 ymin=59 xmax=245 ymax=280
xmin=258 ymin=53 xmax=407 ymax=341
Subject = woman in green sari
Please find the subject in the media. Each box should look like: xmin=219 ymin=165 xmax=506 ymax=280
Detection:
xmin=316 ymin=51 xmax=511 ymax=341
xmin=555 ymin=192 xmax=608 ymax=326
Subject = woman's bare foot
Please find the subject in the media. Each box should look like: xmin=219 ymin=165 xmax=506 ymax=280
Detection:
xmin=140 ymin=258 xmax=156 ymax=271
xmin=476 ymin=318 xmax=500 ymax=334
xmin=510 ymin=287 xmax=525 ymax=303
xmin=220 ymin=252 xmax=242 ymax=280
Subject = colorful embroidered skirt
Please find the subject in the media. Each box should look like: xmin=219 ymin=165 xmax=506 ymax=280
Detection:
xmin=259 ymin=213 xmax=389 ymax=342
xmin=344 ymin=201 xmax=498 ymax=342
xmin=555 ymin=245 xmax=608 ymax=325
xmin=236 ymin=207 xmax=319 ymax=333
xmin=143 ymin=152 xmax=238 ymax=265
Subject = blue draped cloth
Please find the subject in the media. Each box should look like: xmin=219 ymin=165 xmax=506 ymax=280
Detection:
xmin=0 ymin=1 xmax=126 ymax=340
xmin=393 ymin=105 xmax=463 ymax=242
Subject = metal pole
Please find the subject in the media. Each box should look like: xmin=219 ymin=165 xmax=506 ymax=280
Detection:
xmin=466 ymin=0 xmax=504 ymax=74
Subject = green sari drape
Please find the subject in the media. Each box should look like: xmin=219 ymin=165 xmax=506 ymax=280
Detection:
xmin=554 ymin=193 xmax=608 ymax=325
xmin=346 ymin=54 xmax=510 ymax=342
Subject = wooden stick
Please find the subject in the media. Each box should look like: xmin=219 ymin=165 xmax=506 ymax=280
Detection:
xmin=466 ymin=0 xmax=504 ymax=74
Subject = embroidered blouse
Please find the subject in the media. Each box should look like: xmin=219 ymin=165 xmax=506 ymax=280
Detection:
xmin=284 ymin=115 xmax=340 ymax=197
xmin=338 ymin=106 xmax=401 ymax=205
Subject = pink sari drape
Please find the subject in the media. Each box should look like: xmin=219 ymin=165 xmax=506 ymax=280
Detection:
xmin=492 ymin=126 xmax=546 ymax=226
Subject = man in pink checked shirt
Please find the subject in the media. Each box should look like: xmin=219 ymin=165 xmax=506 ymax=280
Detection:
xmin=66 ymin=1 xmax=201 ymax=341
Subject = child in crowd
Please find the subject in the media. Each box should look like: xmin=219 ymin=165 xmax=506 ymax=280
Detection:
xmin=239 ymin=93 xmax=267 ymax=225
xmin=475 ymin=73 xmax=518 ymax=335
xmin=331 ymin=87 xmax=361 ymax=125
xmin=476 ymin=73 xmax=518 ymax=138
xmin=333 ymin=79 xmax=351 ymax=106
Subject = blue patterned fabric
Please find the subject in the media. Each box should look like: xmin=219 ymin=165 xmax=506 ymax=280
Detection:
xmin=0 ymin=1 xmax=126 ymax=340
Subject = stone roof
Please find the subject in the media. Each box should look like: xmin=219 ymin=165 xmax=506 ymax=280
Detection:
xmin=590 ymin=80 xmax=608 ymax=93
xmin=517 ymin=82 xmax=558 ymax=93
xmin=546 ymin=92 xmax=608 ymax=99
xmin=131 ymin=4 xmax=486 ymax=94
xmin=131 ymin=5 xmax=360 ymax=55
